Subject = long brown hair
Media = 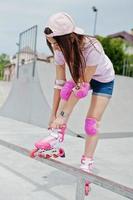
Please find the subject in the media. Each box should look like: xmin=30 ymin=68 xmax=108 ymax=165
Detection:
xmin=44 ymin=27 xmax=86 ymax=84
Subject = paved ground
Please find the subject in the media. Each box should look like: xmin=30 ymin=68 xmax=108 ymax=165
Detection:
xmin=0 ymin=81 xmax=12 ymax=107
xmin=0 ymin=116 xmax=133 ymax=200
xmin=0 ymin=76 xmax=133 ymax=199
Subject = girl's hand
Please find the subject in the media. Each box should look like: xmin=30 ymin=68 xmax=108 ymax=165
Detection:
xmin=51 ymin=116 xmax=66 ymax=129
xmin=48 ymin=115 xmax=56 ymax=129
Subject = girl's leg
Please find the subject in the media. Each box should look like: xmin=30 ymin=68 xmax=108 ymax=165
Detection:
xmin=84 ymin=95 xmax=110 ymax=158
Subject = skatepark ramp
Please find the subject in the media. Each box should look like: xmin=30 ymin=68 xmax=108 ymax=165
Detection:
xmin=34 ymin=61 xmax=133 ymax=134
xmin=1 ymin=24 xmax=133 ymax=134
xmin=0 ymin=60 xmax=133 ymax=134
xmin=0 ymin=25 xmax=51 ymax=128
xmin=0 ymin=62 xmax=51 ymax=127
xmin=0 ymin=138 xmax=133 ymax=200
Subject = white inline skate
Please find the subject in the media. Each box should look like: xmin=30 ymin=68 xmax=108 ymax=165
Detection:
xmin=80 ymin=155 xmax=94 ymax=196
xmin=30 ymin=125 xmax=66 ymax=159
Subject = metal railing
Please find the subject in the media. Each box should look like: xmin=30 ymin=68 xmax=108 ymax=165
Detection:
xmin=16 ymin=25 xmax=38 ymax=78
xmin=0 ymin=139 xmax=133 ymax=200
xmin=122 ymin=59 xmax=133 ymax=77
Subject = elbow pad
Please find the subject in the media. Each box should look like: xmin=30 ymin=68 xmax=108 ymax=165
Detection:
xmin=72 ymin=82 xmax=90 ymax=99
xmin=60 ymin=80 xmax=76 ymax=101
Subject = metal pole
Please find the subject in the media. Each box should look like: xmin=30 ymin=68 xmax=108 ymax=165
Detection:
xmin=16 ymin=36 xmax=21 ymax=79
xmin=76 ymin=178 xmax=85 ymax=200
xmin=92 ymin=6 xmax=98 ymax=36
xmin=123 ymin=59 xmax=126 ymax=76
xmin=32 ymin=25 xmax=38 ymax=77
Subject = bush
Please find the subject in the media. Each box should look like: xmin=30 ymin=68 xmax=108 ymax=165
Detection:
xmin=0 ymin=53 xmax=10 ymax=79
xmin=96 ymin=36 xmax=126 ymax=75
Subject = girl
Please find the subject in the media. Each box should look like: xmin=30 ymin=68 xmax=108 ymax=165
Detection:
xmin=34 ymin=12 xmax=115 ymax=172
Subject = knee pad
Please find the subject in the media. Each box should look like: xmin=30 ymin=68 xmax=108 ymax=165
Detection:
xmin=84 ymin=118 xmax=99 ymax=136
xmin=60 ymin=80 xmax=76 ymax=101
xmin=72 ymin=82 xmax=90 ymax=99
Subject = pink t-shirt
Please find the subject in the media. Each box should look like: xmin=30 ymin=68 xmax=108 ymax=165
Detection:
xmin=54 ymin=37 xmax=115 ymax=82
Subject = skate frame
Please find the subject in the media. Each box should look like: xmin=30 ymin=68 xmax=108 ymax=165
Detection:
xmin=0 ymin=139 xmax=133 ymax=200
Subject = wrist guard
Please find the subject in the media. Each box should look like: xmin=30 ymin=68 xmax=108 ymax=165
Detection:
xmin=54 ymin=79 xmax=66 ymax=90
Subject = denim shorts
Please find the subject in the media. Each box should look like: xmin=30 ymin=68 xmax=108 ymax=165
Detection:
xmin=90 ymin=79 xmax=114 ymax=98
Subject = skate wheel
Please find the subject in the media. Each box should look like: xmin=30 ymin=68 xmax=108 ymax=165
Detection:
xmin=59 ymin=148 xmax=65 ymax=158
xmin=38 ymin=153 xmax=43 ymax=158
xmin=85 ymin=181 xmax=90 ymax=196
xmin=45 ymin=154 xmax=52 ymax=159
xmin=30 ymin=149 xmax=38 ymax=158
xmin=53 ymin=154 xmax=59 ymax=158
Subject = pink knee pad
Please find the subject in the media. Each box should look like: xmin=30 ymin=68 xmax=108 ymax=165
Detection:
xmin=60 ymin=80 xmax=76 ymax=101
xmin=84 ymin=118 xmax=98 ymax=136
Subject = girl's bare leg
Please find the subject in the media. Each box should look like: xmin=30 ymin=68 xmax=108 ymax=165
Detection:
xmin=84 ymin=95 xmax=110 ymax=158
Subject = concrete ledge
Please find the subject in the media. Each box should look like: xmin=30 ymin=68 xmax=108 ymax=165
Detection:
xmin=0 ymin=139 xmax=133 ymax=200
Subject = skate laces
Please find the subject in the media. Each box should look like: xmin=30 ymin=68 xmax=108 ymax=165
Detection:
xmin=81 ymin=155 xmax=94 ymax=171
xmin=50 ymin=129 xmax=59 ymax=139
xmin=49 ymin=126 xmax=66 ymax=142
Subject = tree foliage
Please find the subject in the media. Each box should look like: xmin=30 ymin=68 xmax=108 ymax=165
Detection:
xmin=0 ymin=53 xmax=10 ymax=69
xmin=96 ymin=36 xmax=126 ymax=75
xmin=0 ymin=53 xmax=10 ymax=78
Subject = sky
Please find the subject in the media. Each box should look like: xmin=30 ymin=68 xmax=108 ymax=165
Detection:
xmin=0 ymin=0 xmax=133 ymax=56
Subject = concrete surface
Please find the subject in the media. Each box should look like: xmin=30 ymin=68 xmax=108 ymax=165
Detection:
xmin=0 ymin=81 xmax=12 ymax=107
xmin=0 ymin=64 xmax=51 ymax=127
xmin=0 ymin=116 xmax=133 ymax=200
xmin=0 ymin=63 xmax=133 ymax=199
xmin=0 ymin=61 xmax=133 ymax=134
xmin=28 ymin=61 xmax=133 ymax=134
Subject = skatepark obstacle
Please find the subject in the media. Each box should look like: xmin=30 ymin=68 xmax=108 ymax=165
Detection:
xmin=0 ymin=138 xmax=133 ymax=200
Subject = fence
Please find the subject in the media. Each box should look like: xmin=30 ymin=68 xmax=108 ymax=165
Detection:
xmin=16 ymin=25 xmax=38 ymax=78
xmin=122 ymin=58 xmax=133 ymax=77
xmin=0 ymin=139 xmax=133 ymax=200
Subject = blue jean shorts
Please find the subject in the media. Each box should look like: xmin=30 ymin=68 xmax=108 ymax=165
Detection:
xmin=90 ymin=79 xmax=114 ymax=98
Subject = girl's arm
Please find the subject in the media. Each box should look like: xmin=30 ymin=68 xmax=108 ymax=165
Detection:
xmin=48 ymin=64 xmax=66 ymax=126
xmin=52 ymin=66 xmax=97 ymax=128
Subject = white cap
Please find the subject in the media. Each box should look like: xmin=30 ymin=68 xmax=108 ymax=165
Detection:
xmin=45 ymin=12 xmax=84 ymax=37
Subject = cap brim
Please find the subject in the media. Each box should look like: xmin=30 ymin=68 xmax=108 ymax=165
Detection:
xmin=74 ymin=27 xmax=85 ymax=35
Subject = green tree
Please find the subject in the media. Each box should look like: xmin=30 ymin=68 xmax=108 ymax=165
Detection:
xmin=96 ymin=36 xmax=125 ymax=75
xmin=0 ymin=53 xmax=10 ymax=79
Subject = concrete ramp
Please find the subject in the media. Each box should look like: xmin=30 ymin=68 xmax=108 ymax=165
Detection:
xmin=36 ymin=61 xmax=71 ymax=107
xmin=0 ymin=60 xmax=133 ymax=134
xmin=36 ymin=61 xmax=133 ymax=134
xmin=0 ymin=62 xmax=51 ymax=127
xmin=68 ymin=75 xmax=133 ymax=134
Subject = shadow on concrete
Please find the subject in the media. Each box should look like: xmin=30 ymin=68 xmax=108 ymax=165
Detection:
xmin=0 ymin=161 xmax=76 ymax=200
